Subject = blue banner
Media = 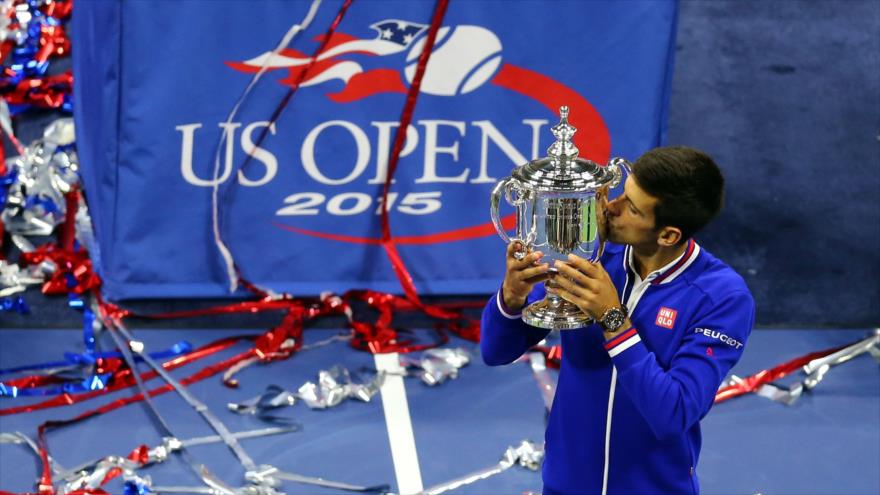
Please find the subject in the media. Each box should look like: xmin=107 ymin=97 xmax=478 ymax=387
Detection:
xmin=72 ymin=0 xmax=678 ymax=299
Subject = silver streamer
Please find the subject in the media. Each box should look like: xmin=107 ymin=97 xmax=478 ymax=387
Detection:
xmin=74 ymin=193 xmax=100 ymax=260
xmin=247 ymin=465 xmax=389 ymax=493
xmin=61 ymin=456 xmax=144 ymax=494
xmin=227 ymin=385 xmax=298 ymax=420
xmin=229 ymin=348 xmax=471 ymax=416
xmin=211 ymin=0 xmax=323 ymax=294
xmin=725 ymin=329 xmax=880 ymax=405
xmin=1 ymin=234 xmax=57 ymax=299
xmin=297 ymin=365 xmax=384 ymax=409
xmin=229 ymin=367 xmax=384 ymax=415
xmin=0 ymin=0 xmax=28 ymax=54
xmin=56 ymin=427 xmax=299 ymax=489
xmin=419 ymin=440 xmax=544 ymax=495
xmin=0 ymin=259 xmax=46 ymax=297
xmin=2 ymin=118 xmax=80 ymax=236
xmin=401 ymin=347 xmax=471 ymax=386
xmin=0 ymin=97 xmax=18 ymax=149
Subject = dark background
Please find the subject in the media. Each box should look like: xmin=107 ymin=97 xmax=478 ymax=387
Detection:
xmin=3 ymin=1 xmax=879 ymax=329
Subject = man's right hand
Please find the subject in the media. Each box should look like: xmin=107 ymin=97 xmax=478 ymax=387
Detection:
xmin=501 ymin=241 xmax=550 ymax=312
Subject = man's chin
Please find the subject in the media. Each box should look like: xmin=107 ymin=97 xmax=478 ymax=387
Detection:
xmin=605 ymin=227 xmax=622 ymax=245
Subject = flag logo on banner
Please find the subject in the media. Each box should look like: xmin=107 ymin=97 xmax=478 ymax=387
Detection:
xmin=227 ymin=20 xmax=505 ymax=100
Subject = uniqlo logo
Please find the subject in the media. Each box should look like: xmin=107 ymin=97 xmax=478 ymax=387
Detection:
xmin=655 ymin=307 xmax=677 ymax=329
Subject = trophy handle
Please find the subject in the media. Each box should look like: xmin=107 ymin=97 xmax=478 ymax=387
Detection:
xmin=490 ymin=177 xmax=513 ymax=243
xmin=491 ymin=177 xmax=529 ymax=258
xmin=606 ymin=157 xmax=632 ymax=188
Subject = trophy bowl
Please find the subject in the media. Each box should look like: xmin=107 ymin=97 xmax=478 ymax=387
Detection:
xmin=490 ymin=106 xmax=629 ymax=330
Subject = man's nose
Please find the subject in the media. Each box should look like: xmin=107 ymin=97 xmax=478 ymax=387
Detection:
xmin=606 ymin=197 xmax=622 ymax=216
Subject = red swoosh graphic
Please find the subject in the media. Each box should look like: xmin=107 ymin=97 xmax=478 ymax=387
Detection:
xmin=274 ymin=214 xmax=515 ymax=245
xmin=274 ymin=62 xmax=610 ymax=245
xmin=491 ymin=63 xmax=611 ymax=162
xmin=327 ymin=68 xmax=407 ymax=103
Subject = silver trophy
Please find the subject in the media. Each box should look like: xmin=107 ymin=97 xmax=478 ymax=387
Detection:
xmin=490 ymin=106 xmax=630 ymax=330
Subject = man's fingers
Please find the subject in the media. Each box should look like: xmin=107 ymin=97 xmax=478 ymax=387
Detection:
xmin=511 ymin=250 xmax=543 ymax=269
xmin=552 ymin=272 xmax=588 ymax=298
xmin=506 ymin=241 xmax=521 ymax=256
xmin=553 ymin=262 xmax=600 ymax=291
xmin=518 ymin=263 xmax=550 ymax=281
xmin=566 ymin=253 xmax=599 ymax=275
xmin=506 ymin=241 xmax=526 ymax=262
xmin=554 ymin=286 xmax=582 ymax=307
xmin=523 ymin=272 xmax=551 ymax=285
xmin=507 ymin=241 xmax=532 ymax=261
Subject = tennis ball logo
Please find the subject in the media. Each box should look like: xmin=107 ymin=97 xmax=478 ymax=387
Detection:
xmin=404 ymin=25 xmax=503 ymax=96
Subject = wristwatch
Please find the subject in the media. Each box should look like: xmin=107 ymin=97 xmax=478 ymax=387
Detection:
xmin=599 ymin=305 xmax=629 ymax=332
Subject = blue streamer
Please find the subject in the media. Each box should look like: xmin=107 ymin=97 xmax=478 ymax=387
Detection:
xmin=82 ymin=308 xmax=97 ymax=352
xmin=0 ymin=170 xmax=17 ymax=205
xmin=0 ymin=340 xmax=193 ymax=378
xmin=0 ymin=296 xmax=30 ymax=314
xmin=0 ymin=372 xmax=112 ymax=397
xmin=123 ymin=480 xmax=152 ymax=495
xmin=22 ymin=195 xmax=58 ymax=214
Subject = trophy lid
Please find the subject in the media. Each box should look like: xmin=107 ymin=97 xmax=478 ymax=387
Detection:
xmin=511 ymin=106 xmax=618 ymax=193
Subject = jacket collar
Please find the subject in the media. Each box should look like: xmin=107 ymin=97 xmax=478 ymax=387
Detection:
xmin=623 ymin=238 xmax=700 ymax=285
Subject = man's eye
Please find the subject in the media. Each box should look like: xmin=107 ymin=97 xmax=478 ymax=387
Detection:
xmin=629 ymin=205 xmax=638 ymax=214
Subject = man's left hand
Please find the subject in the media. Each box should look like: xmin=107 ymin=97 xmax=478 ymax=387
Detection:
xmin=553 ymin=255 xmax=629 ymax=336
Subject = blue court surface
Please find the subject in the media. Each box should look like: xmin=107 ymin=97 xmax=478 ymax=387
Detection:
xmin=1 ymin=327 xmax=878 ymax=494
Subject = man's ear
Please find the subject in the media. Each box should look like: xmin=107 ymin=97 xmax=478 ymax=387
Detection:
xmin=657 ymin=226 xmax=682 ymax=247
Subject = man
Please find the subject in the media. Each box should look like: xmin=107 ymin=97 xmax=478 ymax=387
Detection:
xmin=481 ymin=146 xmax=755 ymax=495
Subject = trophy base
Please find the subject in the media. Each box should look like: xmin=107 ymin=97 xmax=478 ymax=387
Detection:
xmin=522 ymin=297 xmax=594 ymax=330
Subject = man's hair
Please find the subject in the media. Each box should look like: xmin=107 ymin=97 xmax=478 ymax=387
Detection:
xmin=631 ymin=146 xmax=724 ymax=243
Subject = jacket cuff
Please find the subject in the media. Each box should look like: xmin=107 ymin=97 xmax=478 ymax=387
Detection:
xmin=604 ymin=327 xmax=649 ymax=369
xmin=495 ymin=290 xmax=522 ymax=319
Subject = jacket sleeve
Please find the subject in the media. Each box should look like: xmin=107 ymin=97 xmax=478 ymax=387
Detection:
xmin=480 ymin=285 xmax=550 ymax=366
xmin=605 ymin=290 xmax=755 ymax=441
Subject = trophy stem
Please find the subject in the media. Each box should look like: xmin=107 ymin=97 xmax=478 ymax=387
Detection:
xmin=546 ymin=291 xmax=564 ymax=310
xmin=522 ymin=282 xmax=595 ymax=330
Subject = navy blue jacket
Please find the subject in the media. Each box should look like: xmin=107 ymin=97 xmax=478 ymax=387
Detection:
xmin=481 ymin=240 xmax=755 ymax=495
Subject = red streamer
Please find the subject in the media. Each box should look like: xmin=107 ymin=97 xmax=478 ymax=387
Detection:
xmin=378 ymin=0 xmax=449 ymax=306
xmin=18 ymin=243 xmax=100 ymax=296
xmin=2 ymin=71 xmax=72 ymax=111
xmin=35 ymin=24 xmax=71 ymax=63
xmin=57 ymin=188 xmax=78 ymax=251
xmin=99 ymin=444 xmax=151 ymax=485
xmin=531 ymin=345 xmax=563 ymax=369
xmin=0 ymin=335 xmax=247 ymax=416
xmin=531 ymin=340 xmax=854 ymax=402
xmin=40 ymin=0 xmax=73 ymax=20
xmin=714 ymin=341 xmax=850 ymax=403
xmin=359 ymin=0 xmax=486 ymax=347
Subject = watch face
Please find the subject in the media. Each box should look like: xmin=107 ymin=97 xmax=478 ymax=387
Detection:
xmin=603 ymin=308 xmax=626 ymax=331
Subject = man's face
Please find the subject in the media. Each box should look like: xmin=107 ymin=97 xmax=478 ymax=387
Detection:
xmin=603 ymin=176 xmax=660 ymax=247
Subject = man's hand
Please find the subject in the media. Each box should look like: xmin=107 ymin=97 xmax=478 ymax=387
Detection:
xmin=501 ymin=241 xmax=550 ymax=311
xmin=553 ymin=254 xmax=630 ymax=337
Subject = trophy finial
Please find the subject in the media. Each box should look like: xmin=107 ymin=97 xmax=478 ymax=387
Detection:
xmin=547 ymin=105 xmax=579 ymax=166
